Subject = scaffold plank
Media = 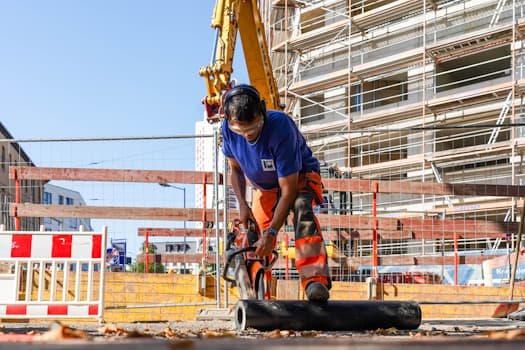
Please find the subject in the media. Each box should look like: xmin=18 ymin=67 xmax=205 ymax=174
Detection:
xmin=427 ymin=81 xmax=512 ymax=113
xmin=317 ymin=214 xmax=519 ymax=235
xmin=11 ymin=203 xmax=517 ymax=236
xmin=427 ymin=23 xmax=514 ymax=62
xmin=10 ymin=203 xmax=227 ymax=222
xmin=322 ymin=178 xmax=525 ymax=197
xmin=137 ymin=228 xmax=219 ymax=237
xmin=139 ymin=253 xmax=217 ymax=264
xmin=138 ymin=228 xmax=506 ymax=242
xmin=347 ymin=254 xmax=500 ymax=267
xmin=10 ymin=166 xmax=221 ymax=184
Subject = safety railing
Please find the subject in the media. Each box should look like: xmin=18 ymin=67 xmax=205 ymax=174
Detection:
xmin=0 ymin=226 xmax=107 ymax=322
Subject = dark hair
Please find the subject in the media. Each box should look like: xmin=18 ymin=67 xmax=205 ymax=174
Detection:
xmin=223 ymin=84 xmax=267 ymax=122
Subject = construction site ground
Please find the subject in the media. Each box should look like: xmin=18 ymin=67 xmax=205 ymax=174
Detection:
xmin=0 ymin=318 xmax=525 ymax=349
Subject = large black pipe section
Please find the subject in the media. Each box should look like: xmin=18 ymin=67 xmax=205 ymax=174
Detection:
xmin=234 ymin=300 xmax=422 ymax=331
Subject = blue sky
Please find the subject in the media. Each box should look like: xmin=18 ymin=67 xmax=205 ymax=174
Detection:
xmin=0 ymin=1 xmax=249 ymax=257
xmin=0 ymin=1 xmax=247 ymax=140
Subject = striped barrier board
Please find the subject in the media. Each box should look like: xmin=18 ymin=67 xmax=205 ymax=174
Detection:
xmin=0 ymin=226 xmax=107 ymax=322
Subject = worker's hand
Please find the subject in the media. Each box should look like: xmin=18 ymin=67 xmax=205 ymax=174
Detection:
xmin=254 ymin=231 xmax=276 ymax=257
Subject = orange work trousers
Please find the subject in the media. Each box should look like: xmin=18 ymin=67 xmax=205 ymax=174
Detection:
xmin=251 ymin=171 xmax=331 ymax=291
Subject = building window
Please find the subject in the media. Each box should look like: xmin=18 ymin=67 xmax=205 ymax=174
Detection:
xmin=58 ymin=195 xmax=64 ymax=205
xmin=43 ymin=192 xmax=52 ymax=204
xmin=1 ymin=146 xmax=4 ymax=171
xmin=166 ymin=243 xmax=190 ymax=253
xmin=436 ymin=46 xmax=510 ymax=94
xmin=66 ymin=197 xmax=74 ymax=205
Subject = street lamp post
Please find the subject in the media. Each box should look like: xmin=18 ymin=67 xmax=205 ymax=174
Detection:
xmin=159 ymin=183 xmax=187 ymax=263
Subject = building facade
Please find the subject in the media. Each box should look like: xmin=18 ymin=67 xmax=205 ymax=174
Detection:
xmin=43 ymin=183 xmax=93 ymax=231
xmin=0 ymin=122 xmax=43 ymax=231
xmin=262 ymin=0 xmax=525 ymax=281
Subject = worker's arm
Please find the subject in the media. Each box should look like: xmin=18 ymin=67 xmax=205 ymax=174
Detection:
xmin=255 ymin=172 xmax=298 ymax=257
xmin=227 ymin=157 xmax=253 ymax=224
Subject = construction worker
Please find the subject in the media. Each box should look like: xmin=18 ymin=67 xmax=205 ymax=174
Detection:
xmin=221 ymin=84 xmax=331 ymax=302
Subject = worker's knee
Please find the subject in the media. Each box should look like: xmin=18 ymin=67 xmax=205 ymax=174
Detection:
xmin=296 ymin=221 xmax=318 ymax=238
xmin=293 ymin=194 xmax=312 ymax=213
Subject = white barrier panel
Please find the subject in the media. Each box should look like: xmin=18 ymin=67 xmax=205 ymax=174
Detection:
xmin=0 ymin=227 xmax=107 ymax=322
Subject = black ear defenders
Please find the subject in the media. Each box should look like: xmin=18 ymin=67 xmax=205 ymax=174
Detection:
xmin=223 ymin=84 xmax=267 ymax=120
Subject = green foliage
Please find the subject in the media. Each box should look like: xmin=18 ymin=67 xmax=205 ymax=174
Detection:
xmin=140 ymin=242 xmax=158 ymax=254
xmin=136 ymin=261 xmax=165 ymax=273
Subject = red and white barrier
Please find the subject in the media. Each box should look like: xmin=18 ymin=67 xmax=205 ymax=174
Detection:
xmin=0 ymin=226 xmax=107 ymax=322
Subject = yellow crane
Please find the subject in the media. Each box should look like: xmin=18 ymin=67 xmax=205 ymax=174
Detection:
xmin=199 ymin=0 xmax=281 ymax=123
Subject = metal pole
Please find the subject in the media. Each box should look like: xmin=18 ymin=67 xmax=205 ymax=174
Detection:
xmin=13 ymin=167 xmax=20 ymax=231
xmin=454 ymin=232 xmax=458 ymax=286
xmin=285 ymin=233 xmax=289 ymax=280
xmin=223 ymin=152 xmax=229 ymax=307
xmin=181 ymin=186 xmax=187 ymax=271
xmin=213 ymin=126 xmax=221 ymax=308
xmin=159 ymin=183 xmax=187 ymax=271
xmin=145 ymin=229 xmax=149 ymax=274
xmin=183 ymin=187 xmax=186 ymax=257
xmin=372 ymin=182 xmax=378 ymax=278
xmin=509 ymin=197 xmax=525 ymax=300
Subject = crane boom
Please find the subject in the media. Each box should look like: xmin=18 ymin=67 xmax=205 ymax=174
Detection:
xmin=199 ymin=0 xmax=281 ymax=123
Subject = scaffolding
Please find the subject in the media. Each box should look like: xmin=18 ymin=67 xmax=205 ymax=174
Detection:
xmin=264 ymin=0 xmax=525 ymax=282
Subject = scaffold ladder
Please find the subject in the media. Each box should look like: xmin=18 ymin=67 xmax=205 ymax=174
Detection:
xmin=487 ymin=91 xmax=512 ymax=146
xmin=490 ymin=0 xmax=508 ymax=28
xmin=430 ymin=161 xmax=453 ymax=208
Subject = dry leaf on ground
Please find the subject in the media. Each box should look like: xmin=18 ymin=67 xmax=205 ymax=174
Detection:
xmin=300 ymin=330 xmax=319 ymax=337
xmin=36 ymin=323 xmax=88 ymax=341
xmin=199 ymin=330 xmax=237 ymax=338
xmin=371 ymin=327 xmax=398 ymax=335
xmin=264 ymin=329 xmax=293 ymax=338
xmin=158 ymin=326 xmax=180 ymax=338
xmin=97 ymin=324 xmax=151 ymax=338
xmin=98 ymin=324 xmax=127 ymax=336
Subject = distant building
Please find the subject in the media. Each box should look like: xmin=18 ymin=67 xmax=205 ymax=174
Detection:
xmin=0 ymin=122 xmax=44 ymax=231
xmin=43 ymin=183 xmax=93 ymax=231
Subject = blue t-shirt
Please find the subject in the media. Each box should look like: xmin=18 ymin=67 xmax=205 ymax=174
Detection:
xmin=221 ymin=110 xmax=320 ymax=190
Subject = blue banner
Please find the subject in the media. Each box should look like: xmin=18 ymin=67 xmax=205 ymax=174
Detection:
xmin=111 ymin=238 xmax=127 ymax=266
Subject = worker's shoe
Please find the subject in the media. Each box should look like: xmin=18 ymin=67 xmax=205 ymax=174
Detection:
xmin=306 ymin=282 xmax=329 ymax=302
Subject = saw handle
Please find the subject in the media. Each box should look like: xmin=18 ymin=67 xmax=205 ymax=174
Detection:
xmin=223 ymin=246 xmax=278 ymax=283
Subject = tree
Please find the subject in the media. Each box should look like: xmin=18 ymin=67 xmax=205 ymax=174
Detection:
xmin=135 ymin=261 xmax=165 ymax=273
xmin=140 ymin=242 xmax=158 ymax=254
xmin=136 ymin=242 xmax=164 ymax=273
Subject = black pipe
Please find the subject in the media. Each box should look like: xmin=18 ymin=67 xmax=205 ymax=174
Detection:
xmin=234 ymin=300 xmax=421 ymax=331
